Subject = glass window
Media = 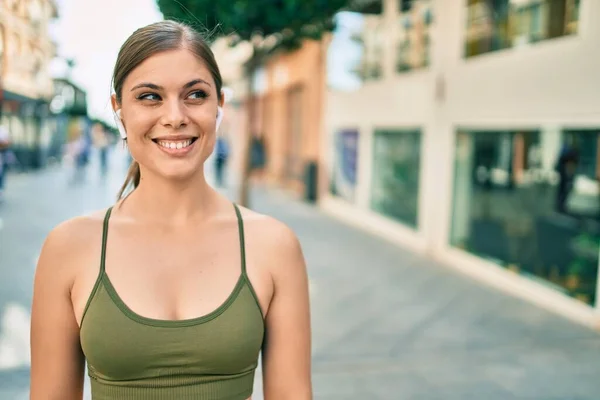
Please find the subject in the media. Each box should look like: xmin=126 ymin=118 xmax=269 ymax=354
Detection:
xmin=360 ymin=15 xmax=384 ymax=81
xmin=326 ymin=5 xmax=383 ymax=91
xmin=330 ymin=129 xmax=360 ymax=203
xmin=396 ymin=0 xmax=433 ymax=73
xmin=465 ymin=0 xmax=580 ymax=58
xmin=451 ymin=129 xmax=600 ymax=306
xmin=371 ymin=129 xmax=421 ymax=227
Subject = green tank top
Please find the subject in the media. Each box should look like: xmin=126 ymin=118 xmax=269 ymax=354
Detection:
xmin=80 ymin=204 xmax=265 ymax=400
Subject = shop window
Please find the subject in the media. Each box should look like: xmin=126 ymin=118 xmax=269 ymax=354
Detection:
xmin=371 ymin=129 xmax=421 ymax=228
xmin=465 ymin=0 xmax=580 ymax=58
xmin=396 ymin=0 xmax=433 ymax=73
xmin=450 ymin=129 xmax=600 ymax=306
xmin=330 ymin=129 xmax=360 ymax=203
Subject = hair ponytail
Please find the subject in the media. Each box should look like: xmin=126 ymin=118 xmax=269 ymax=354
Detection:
xmin=117 ymin=160 xmax=141 ymax=200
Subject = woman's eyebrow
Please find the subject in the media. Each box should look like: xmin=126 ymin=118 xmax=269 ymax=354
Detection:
xmin=183 ymin=79 xmax=211 ymax=89
xmin=130 ymin=82 xmax=162 ymax=91
xmin=130 ymin=79 xmax=211 ymax=92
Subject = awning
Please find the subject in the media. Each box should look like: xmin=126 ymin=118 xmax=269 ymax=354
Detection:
xmin=1 ymin=90 xmax=50 ymax=117
xmin=1 ymin=90 xmax=45 ymax=104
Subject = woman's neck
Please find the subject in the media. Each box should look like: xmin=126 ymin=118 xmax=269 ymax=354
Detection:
xmin=120 ymin=170 xmax=221 ymax=225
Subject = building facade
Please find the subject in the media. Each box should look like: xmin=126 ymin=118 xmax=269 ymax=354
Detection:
xmin=213 ymin=37 xmax=327 ymax=199
xmin=257 ymin=41 xmax=326 ymax=196
xmin=322 ymin=0 xmax=600 ymax=326
xmin=0 ymin=0 xmax=58 ymax=168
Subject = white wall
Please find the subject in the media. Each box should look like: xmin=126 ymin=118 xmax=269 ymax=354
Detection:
xmin=324 ymin=0 xmax=600 ymax=235
xmin=323 ymin=0 xmax=436 ymax=247
xmin=322 ymin=0 xmax=600 ymax=321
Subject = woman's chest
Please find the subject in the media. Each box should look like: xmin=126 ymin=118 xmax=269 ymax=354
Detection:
xmin=81 ymin=282 xmax=265 ymax=381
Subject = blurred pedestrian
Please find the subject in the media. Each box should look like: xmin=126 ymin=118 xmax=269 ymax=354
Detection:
xmin=92 ymin=122 xmax=110 ymax=178
xmin=65 ymin=119 xmax=91 ymax=185
xmin=30 ymin=20 xmax=311 ymax=400
xmin=214 ymin=134 xmax=230 ymax=187
xmin=0 ymin=124 xmax=11 ymax=201
xmin=555 ymin=145 xmax=579 ymax=214
xmin=250 ymin=134 xmax=267 ymax=183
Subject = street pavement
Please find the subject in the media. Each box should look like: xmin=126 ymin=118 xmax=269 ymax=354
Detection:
xmin=1 ymin=148 xmax=600 ymax=399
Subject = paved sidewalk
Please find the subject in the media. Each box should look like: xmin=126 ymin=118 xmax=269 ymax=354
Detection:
xmin=0 ymin=150 xmax=599 ymax=399
xmin=248 ymin=188 xmax=600 ymax=400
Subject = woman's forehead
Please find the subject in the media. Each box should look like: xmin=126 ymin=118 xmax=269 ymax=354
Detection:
xmin=124 ymin=48 xmax=214 ymax=89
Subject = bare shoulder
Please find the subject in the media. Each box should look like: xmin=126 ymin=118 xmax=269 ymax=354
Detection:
xmin=238 ymin=206 xmax=301 ymax=249
xmin=44 ymin=209 xmax=106 ymax=251
xmin=36 ymin=209 xmax=108 ymax=285
xmin=236 ymin=206 xmax=304 ymax=273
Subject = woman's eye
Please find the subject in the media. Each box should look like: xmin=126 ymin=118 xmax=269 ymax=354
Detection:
xmin=138 ymin=93 xmax=161 ymax=101
xmin=188 ymin=90 xmax=208 ymax=100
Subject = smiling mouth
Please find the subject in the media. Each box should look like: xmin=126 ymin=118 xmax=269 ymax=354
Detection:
xmin=152 ymin=137 xmax=198 ymax=150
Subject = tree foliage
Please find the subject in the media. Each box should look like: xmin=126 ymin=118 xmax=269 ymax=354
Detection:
xmin=156 ymin=0 xmax=350 ymax=49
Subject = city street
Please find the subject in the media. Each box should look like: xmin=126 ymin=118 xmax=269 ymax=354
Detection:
xmin=1 ymin=149 xmax=600 ymax=399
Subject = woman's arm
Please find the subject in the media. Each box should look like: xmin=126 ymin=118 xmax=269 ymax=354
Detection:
xmin=30 ymin=221 xmax=86 ymax=399
xmin=261 ymin=221 xmax=312 ymax=399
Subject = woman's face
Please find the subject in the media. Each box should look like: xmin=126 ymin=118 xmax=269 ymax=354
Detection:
xmin=113 ymin=48 xmax=222 ymax=182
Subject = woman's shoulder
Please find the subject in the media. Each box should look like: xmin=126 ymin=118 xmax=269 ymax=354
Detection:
xmin=36 ymin=209 xmax=109 ymax=282
xmin=237 ymin=206 xmax=303 ymax=264
xmin=238 ymin=205 xmax=295 ymax=236
xmin=46 ymin=209 xmax=108 ymax=245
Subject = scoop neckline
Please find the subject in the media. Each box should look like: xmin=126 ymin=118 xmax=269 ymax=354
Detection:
xmin=100 ymin=271 xmax=247 ymax=328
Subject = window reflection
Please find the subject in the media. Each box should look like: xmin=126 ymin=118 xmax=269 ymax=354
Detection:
xmin=396 ymin=0 xmax=433 ymax=73
xmin=465 ymin=0 xmax=580 ymax=58
xmin=359 ymin=16 xmax=384 ymax=80
xmin=330 ymin=129 xmax=360 ymax=203
xmin=451 ymin=129 xmax=600 ymax=305
xmin=326 ymin=5 xmax=384 ymax=91
xmin=370 ymin=129 xmax=421 ymax=227
xmin=326 ymin=12 xmax=367 ymax=92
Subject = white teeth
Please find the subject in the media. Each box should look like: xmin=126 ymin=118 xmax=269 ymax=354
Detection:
xmin=157 ymin=139 xmax=193 ymax=150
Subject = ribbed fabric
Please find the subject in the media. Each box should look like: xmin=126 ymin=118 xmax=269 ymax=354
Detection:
xmin=80 ymin=204 xmax=264 ymax=399
xmin=89 ymin=371 xmax=255 ymax=400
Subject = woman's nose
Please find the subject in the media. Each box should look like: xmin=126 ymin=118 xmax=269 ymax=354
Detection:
xmin=161 ymin=100 xmax=189 ymax=129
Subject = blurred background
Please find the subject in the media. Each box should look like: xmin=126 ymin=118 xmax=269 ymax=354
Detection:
xmin=0 ymin=0 xmax=600 ymax=398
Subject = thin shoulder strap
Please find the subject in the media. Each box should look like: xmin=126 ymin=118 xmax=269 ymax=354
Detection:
xmin=100 ymin=206 xmax=113 ymax=275
xmin=79 ymin=207 xmax=113 ymax=327
xmin=233 ymin=203 xmax=247 ymax=276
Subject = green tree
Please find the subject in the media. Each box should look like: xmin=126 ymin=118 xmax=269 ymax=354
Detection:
xmin=156 ymin=0 xmax=350 ymax=206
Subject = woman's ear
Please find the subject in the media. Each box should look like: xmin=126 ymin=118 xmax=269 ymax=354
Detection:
xmin=219 ymin=90 xmax=226 ymax=108
xmin=216 ymin=107 xmax=224 ymax=132
xmin=111 ymin=94 xmax=127 ymax=139
xmin=111 ymin=94 xmax=119 ymax=113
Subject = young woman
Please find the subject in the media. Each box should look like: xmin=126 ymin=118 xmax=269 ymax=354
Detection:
xmin=30 ymin=21 xmax=312 ymax=400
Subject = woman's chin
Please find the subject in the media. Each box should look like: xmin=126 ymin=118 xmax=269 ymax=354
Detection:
xmin=155 ymin=164 xmax=204 ymax=183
